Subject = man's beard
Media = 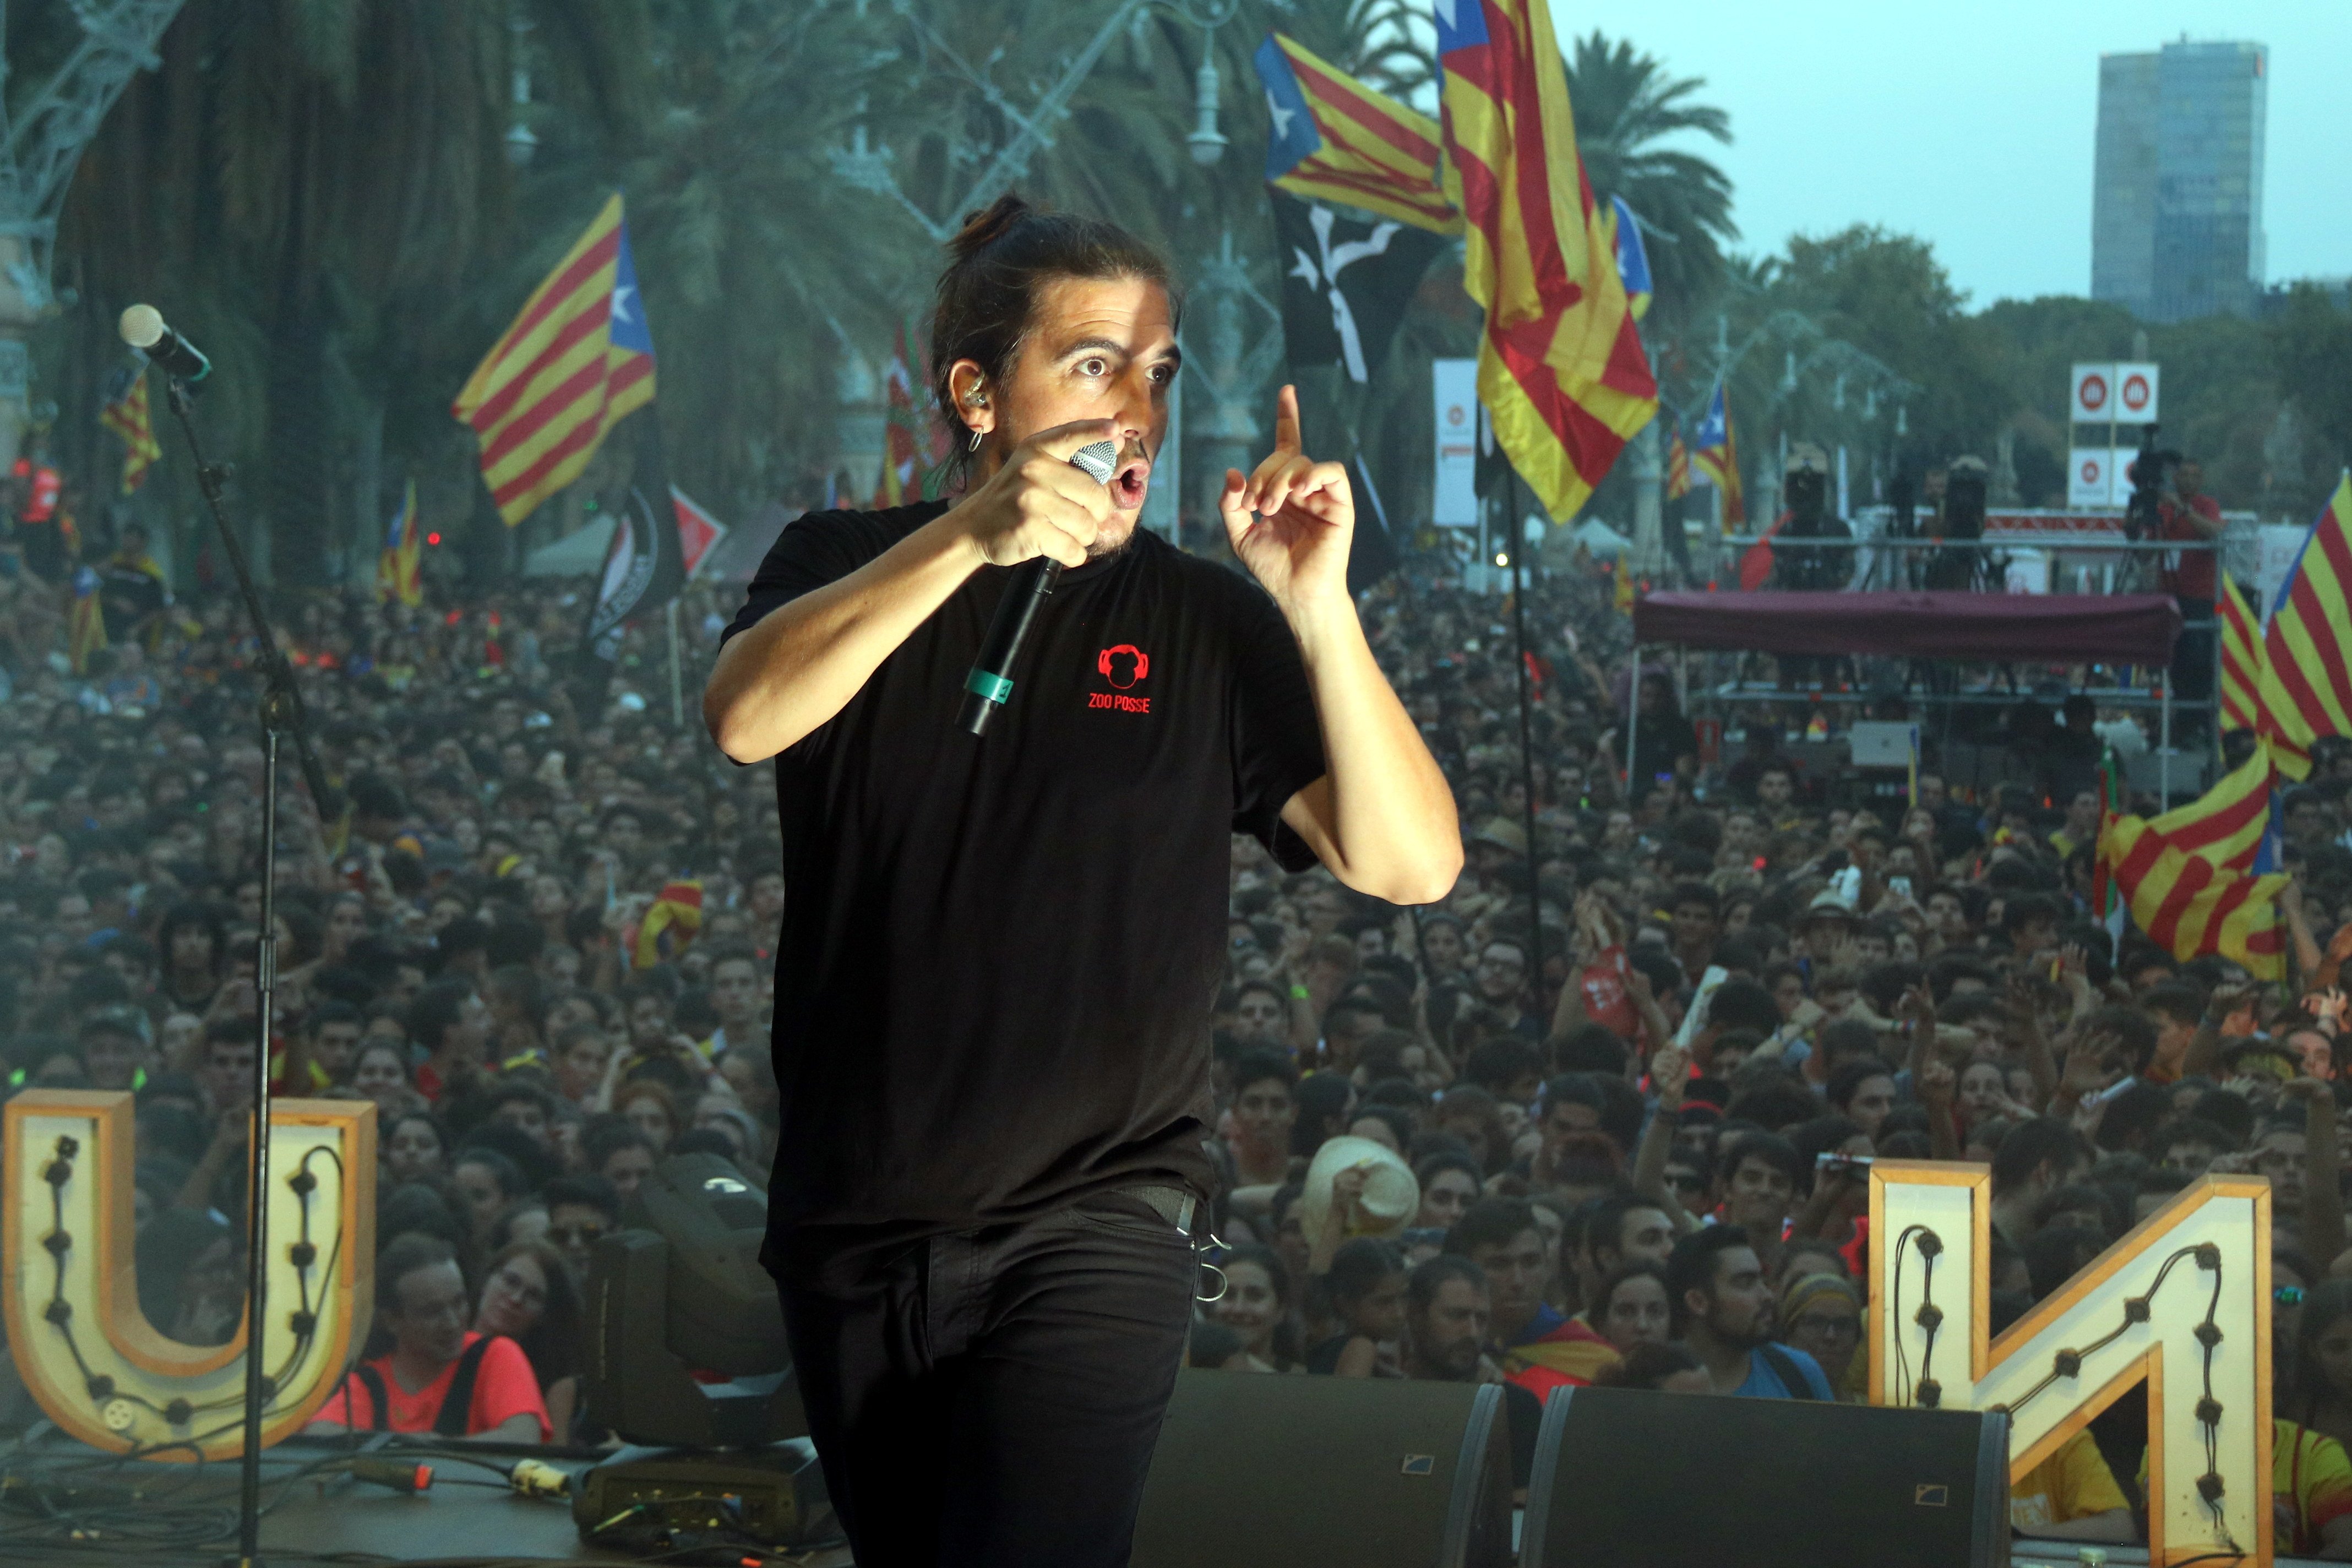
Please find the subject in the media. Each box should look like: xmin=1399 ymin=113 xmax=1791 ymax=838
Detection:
xmin=1085 ymin=514 xmax=1142 ymax=563
xmin=1422 ymin=1336 xmax=1483 ymax=1380
xmin=1709 ymin=1304 xmax=1776 ymax=1352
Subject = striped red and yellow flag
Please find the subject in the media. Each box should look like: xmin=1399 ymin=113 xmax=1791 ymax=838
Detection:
xmin=2098 ymin=811 xmax=2288 ymax=979
xmin=631 ymin=879 xmax=704 ymax=971
xmin=2219 ymin=571 xmax=2313 ymax=778
xmin=2218 ymin=572 xmax=2263 ymax=733
xmin=1435 ymin=0 xmax=1657 ymax=521
xmin=2262 ymin=472 xmax=2352 ymax=755
xmin=453 ymin=194 xmax=656 ymax=527
xmin=2141 ymin=736 xmax=2275 ymax=872
xmin=1665 ymin=422 xmax=1692 ymax=502
xmin=1253 ymin=34 xmax=1461 ymax=235
xmin=1691 ymin=379 xmax=1743 ymax=526
xmin=99 ymin=366 xmax=161 ymax=494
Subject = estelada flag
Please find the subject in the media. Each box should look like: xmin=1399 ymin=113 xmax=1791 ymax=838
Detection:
xmin=1436 ymin=0 xmax=1656 ymax=522
xmin=2261 ymin=472 xmax=2352 ymax=763
xmin=99 ymin=360 xmax=161 ymax=494
xmin=1254 ymin=33 xmax=1461 ymax=235
xmin=454 ymin=193 xmax=656 ymax=527
xmin=2219 ymin=571 xmax=2313 ymax=778
xmin=375 ymin=479 xmax=422 ymax=607
xmin=1606 ymin=195 xmax=1652 ymax=322
xmin=1690 ymin=379 xmax=1744 ymax=526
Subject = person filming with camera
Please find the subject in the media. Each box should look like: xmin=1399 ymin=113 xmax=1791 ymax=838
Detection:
xmin=2149 ymin=451 xmax=2221 ymax=729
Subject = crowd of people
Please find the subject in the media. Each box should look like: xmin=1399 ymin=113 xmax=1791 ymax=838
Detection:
xmin=6 ymin=457 xmax=2352 ymax=1553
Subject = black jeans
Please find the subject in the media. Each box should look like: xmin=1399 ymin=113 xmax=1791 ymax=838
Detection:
xmin=769 ymin=1189 xmax=1199 ymax=1568
xmin=2173 ymin=595 xmax=2215 ymax=701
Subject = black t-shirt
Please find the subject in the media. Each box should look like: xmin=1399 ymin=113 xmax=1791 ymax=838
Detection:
xmin=722 ymin=500 xmax=1326 ymax=1253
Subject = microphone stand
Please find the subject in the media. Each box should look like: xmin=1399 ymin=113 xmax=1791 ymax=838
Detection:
xmin=160 ymin=375 xmax=341 ymax=1568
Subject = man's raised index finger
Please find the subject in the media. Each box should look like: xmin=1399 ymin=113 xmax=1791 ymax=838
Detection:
xmin=1272 ymin=383 xmax=1302 ymax=453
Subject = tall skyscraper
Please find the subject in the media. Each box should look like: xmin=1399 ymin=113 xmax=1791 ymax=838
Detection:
xmin=2091 ymin=55 xmax=2158 ymax=317
xmin=2090 ymin=39 xmax=2267 ymax=323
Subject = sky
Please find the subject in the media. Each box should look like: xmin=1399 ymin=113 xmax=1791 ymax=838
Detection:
xmin=1406 ymin=1 xmax=2352 ymax=309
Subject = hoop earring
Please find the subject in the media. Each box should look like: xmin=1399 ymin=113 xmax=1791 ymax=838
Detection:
xmin=967 ymin=427 xmax=982 ymax=453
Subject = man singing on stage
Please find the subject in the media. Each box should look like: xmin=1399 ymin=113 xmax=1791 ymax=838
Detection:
xmin=704 ymin=193 xmax=1460 ymax=1567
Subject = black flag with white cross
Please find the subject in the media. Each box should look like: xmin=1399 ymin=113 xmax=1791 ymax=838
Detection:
xmin=1271 ymin=188 xmax=1448 ymax=385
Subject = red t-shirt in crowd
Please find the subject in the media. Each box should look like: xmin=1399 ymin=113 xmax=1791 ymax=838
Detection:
xmin=12 ymin=459 xmax=58 ymax=523
xmin=310 ymin=1332 xmax=549 ymax=1439
xmin=2158 ymin=493 xmax=2220 ymax=601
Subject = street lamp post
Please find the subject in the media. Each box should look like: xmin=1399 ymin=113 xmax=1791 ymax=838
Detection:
xmin=1185 ymin=25 xmax=1229 ymax=166
xmin=1190 ymin=228 xmax=1286 ymax=527
xmin=831 ymin=0 xmax=1244 ymax=244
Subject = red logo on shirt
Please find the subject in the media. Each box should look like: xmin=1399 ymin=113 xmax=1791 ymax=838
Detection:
xmin=1097 ymin=644 xmax=1149 ymax=688
xmin=1090 ymin=644 xmax=1152 ymax=712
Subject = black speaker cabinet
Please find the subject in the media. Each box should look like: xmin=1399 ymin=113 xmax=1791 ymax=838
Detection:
xmin=1130 ymin=1370 xmax=1514 ymax=1568
xmin=1522 ymin=1386 xmax=2011 ymax=1568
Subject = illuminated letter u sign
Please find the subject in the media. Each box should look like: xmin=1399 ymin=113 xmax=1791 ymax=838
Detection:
xmin=3 ymin=1091 xmax=375 ymax=1460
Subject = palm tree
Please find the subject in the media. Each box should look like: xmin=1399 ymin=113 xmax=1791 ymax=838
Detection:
xmin=56 ymin=0 xmax=652 ymax=587
xmin=497 ymin=0 xmax=917 ymax=519
xmin=1561 ymin=31 xmax=1735 ymax=341
xmin=47 ymin=0 xmax=1450 ymax=578
xmin=1277 ymin=0 xmax=1438 ymax=100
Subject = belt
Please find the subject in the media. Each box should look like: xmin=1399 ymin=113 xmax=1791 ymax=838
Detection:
xmin=1129 ymin=1183 xmax=1199 ymax=1240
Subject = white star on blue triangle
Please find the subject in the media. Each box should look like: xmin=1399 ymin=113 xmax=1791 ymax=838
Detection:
xmin=608 ymin=221 xmax=657 ymax=360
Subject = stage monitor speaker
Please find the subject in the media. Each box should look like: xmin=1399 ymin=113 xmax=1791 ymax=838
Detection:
xmin=1130 ymin=1369 xmax=1513 ymax=1568
xmin=1522 ymin=1386 xmax=2010 ymax=1568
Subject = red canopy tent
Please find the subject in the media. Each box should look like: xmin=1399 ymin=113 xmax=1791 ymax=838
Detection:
xmin=1630 ymin=591 xmax=2181 ymax=665
xmin=1625 ymin=590 xmax=2192 ymax=804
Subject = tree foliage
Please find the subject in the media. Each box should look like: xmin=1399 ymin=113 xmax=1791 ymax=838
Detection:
xmin=1561 ymin=30 xmax=1734 ymax=342
xmin=35 ymin=0 xmax=2337 ymax=594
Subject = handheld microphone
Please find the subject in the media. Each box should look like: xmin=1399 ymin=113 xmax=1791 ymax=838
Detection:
xmin=118 ymin=304 xmax=212 ymax=386
xmin=957 ymin=439 xmax=1118 ymax=737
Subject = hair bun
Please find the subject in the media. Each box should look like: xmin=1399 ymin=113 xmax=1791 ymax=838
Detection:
xmin=949 ymin=193 xmax=1032 ymax=260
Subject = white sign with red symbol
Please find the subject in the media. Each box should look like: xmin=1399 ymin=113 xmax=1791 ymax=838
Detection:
xmin=2070 ymin=363 xmax=2113 ymax=422
xmin=1433 ymin=357 xmax=1478 ymax=527
xmin=2067 ymin=447 xmax=2121 ymax=508
xmin=2072 ymin=361 xmax=2160 ymax=426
